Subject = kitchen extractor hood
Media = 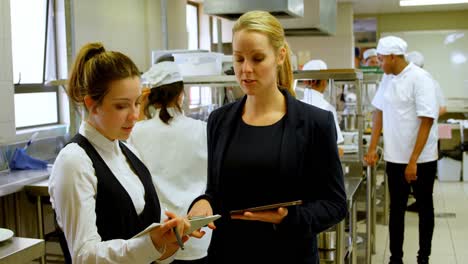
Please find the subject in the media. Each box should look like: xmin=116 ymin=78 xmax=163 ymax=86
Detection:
xmin=280 ymin=0 xmax=336 ymax=36
xmin=204 ymin=0 xmax=336 ymax=36
xmin=204 ymin=0 xmax=304 ymax=20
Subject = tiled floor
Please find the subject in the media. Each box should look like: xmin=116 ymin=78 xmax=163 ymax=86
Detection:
xmin=371 ymin=180 xmax=468 ymax=264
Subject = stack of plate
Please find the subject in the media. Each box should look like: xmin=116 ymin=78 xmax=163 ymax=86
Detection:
xmin=0 ymin=228 xmax=14 ymax=242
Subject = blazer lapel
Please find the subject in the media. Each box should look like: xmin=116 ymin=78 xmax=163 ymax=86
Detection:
xmin=280 ymin=90 xmax=305 ymax=179
xmin=213 ymin=96 xmax=247 ymax=188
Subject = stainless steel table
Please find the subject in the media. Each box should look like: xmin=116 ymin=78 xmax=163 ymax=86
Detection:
xmin=333 ymin=177 xmax=363 ymax=264
xmin=0 ymin=237 xmax=45 ymax=264
xmin=0 ymin=167 xmax=51 ymax=264
xmin=345 ymin=177 xmax=363 ymax=264
xmin=24 ymin=179 xmax=50 ymax=264
xmin=0 ymin=168 xmax=51 ymax=197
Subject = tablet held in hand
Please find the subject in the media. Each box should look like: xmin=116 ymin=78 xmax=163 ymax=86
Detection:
xmin=229 ymin=200 xmax=303 ymax=215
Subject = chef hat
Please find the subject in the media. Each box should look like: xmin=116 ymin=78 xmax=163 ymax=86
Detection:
xmin=406 ymin=51 xmax=425 ymax=67
xmin=363 ymin=48 xmax=378 ymax=60
xmin=376 ymin=36 xmax=407 ymax=55
xmin=302 ymin=59 xmax=328 ymax=71
xmin=141 ymin=61 xmax=182 ymax=88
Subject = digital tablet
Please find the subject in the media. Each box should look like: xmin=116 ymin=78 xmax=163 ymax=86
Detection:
xmin=230 ymin=200 xmax=303 ymax=214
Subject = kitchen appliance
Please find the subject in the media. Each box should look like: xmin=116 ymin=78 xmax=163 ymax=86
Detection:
xmin=204 ymin=0 xmax=337 ymax=36
xmin=204 ymin=0 xmax=303 ymax=20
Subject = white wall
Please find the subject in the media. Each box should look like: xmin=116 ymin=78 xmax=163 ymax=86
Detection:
xmin=72 ymin=0 xmax=188 ymax=72
xmin=0 ymin=0 xmax=16 ymax=143
xmin=72 ymin=0 xmax=150 ymax=71
xmin=286 ymin=3 xmax=354 ymax=69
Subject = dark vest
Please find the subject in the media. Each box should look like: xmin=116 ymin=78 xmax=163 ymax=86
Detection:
xmin=57 ymin=134 xmax=161 ymax=263
xmin=69 ymin=134 xmax=161 ymax=240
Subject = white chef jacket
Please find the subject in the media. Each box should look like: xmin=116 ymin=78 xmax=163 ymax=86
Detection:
xmin=302 ymin=88 xmax=344 ymax=144
xmin=49 ymin=122 xmax=171 ymax=264
xmin=372 ymin=63 xmax=439 ymax=164
xmin=128 ymin=108 xmax=212 ymax=261
xmin=434 ymin=80 xmax=446 ymax=108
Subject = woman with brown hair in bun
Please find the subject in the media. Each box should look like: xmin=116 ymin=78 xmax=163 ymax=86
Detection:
xmin=49 ymin=42 xmax=198 ymax=264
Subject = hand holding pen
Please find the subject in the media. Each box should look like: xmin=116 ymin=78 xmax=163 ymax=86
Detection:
xmin=149 ymin=211 xmax=190 ymax=260
xmin=165 ymin=209 xmax=185 ymax=250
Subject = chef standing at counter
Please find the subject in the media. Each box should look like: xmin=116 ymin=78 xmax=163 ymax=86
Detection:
xmin=188 ymin=10 xmax=347 ymax=264
xmin=49 ymin=42 xmax=193 ymax=264
xmin=301 ymin=59 xmax=344 ymax=156
xmin=129 ymin=61 xmax=212 ymax=264
xmin=365 ymin=36 xmax=438 ymax=264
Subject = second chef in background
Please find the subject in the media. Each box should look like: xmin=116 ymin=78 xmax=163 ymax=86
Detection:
xmin=129 ymin=61 xmax=212 ymax=264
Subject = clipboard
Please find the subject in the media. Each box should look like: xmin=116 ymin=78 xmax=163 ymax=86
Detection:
xmin=230 ymin=200 xmax=303 ymax=214
xmin=132 ymin=214 xmax=221 ymax=238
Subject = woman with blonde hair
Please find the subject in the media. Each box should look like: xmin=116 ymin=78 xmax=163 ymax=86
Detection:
xmin=189 ymin=11 xmax=347 ymax=264
xmin=49 ymin=42 xmax=196 ymax=263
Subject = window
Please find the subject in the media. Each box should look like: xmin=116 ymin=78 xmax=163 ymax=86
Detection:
xmin=186 ymin=2 xmax=199 ymax=50
xmin=10 ymin=0 xmax=62 ymax=129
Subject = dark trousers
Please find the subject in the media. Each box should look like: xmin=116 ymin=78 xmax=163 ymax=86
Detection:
xmin=171 ymin=257 xmax=207 ymax=264
xmin=386 ymin=161 xmax=436 ymax=263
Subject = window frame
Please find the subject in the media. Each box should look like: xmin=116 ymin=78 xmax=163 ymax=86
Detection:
xmin=12 ymin=0 xmax=61 ymax=130
xmin=187 ymin=1 xmax=200 ymax=50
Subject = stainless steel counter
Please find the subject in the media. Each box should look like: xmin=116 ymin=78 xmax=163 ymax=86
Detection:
xmin=333 ymin=177 xmax=363 ymax=264
xmin=341 ymin=152 xmax=361 ymax=164
xmin=0 ymin=167 xmax=51 ymax=197
xmin=0 ymin=237 xmax=45 ymax=264
xmin=345 ymin=177 xmax=363 ymax=206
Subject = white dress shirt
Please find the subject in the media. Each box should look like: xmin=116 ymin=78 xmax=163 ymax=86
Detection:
xmin=303 ymin=89 xmax=344 ymax=144
xmin=49 ymin=122 xmax=172 ymax=264
xmin=128 ymin=108 xmax=212 ymax=260
xmin=372 ymin=63 xmax=439 ymax=163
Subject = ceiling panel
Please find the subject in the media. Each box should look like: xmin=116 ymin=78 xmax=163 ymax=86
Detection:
xmin=338 ymin=0 xmax=468 ymax=14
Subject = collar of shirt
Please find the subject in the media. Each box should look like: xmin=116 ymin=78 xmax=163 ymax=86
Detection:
xmin=393 ymin=62 xmax=414 ymax=80
xmin=79 ymin=122 xmax=121 ymax=155
xmin=154 ymin=107 xmax=184 ymax=117
xmin=309 ymin=88 xmax=324 ymax=98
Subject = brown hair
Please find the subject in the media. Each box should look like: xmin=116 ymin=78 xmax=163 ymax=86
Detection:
xmin=68 ymin=42 xmax=141 ymax=107
xmin=232 ymin=10 xmax=295 ymax=97
xmin=145 ymin=81 xmax=184 ymax=124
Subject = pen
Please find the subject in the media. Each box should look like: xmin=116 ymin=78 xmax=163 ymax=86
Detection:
xmin=173 ymin=227 xmax=184 ymax=250
xmin=165 ymin=207 xmax=184 ymax=250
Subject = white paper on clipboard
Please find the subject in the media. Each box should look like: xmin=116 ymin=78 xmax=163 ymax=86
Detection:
xmin=132 ymin=214 xmax=221 ymax=238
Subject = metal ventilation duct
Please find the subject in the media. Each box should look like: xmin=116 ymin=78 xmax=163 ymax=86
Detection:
xmin=204 ymin=0 xmax=304 ymax=20
xmin=203 ymin=0 xmax=336 ymax=36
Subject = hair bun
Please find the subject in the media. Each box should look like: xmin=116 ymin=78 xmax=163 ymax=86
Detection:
xmin=84 ymin=44 xmax=106 ymax=62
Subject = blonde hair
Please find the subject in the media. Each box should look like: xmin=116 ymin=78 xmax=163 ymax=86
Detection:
xmin=232 ymin=10 xmax=295 ymax=97
xmin=68 ymin=42 xmax=140 ymax=106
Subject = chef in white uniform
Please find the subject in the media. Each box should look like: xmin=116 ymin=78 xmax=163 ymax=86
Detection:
xmin=301 ymin=60 xmax=344 ymax=148
xmin=363 ymin=48 xmax=379 ymax=67
xmin=365 ymin=36 xmax=438 ymax=264
xmin=129 ymin=61 xmax=212 ymax=264
xmin=406 ymin=51 xmax=447 ymax=116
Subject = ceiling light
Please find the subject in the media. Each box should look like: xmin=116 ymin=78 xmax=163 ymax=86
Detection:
xmin=400 ymin=0 xmax=468 ymax=6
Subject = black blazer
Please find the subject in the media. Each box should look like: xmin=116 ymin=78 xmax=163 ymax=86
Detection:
xmin=193 ymin=89 xmax=347 ymax=263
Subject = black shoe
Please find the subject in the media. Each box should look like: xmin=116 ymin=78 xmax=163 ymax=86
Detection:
xmin=407 ymin=202 xmax=418 ymax=212
xmin=389 ymin=259 xmax=403 ymax=264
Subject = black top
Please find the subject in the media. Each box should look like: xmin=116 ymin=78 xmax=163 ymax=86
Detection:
xmin=190 ymin=89 xmax=347 ymax=264
xmin=223 ymin=116 xmax=285 ymax=210
xmin=68 ymin=134 xmax=161 ymax=240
